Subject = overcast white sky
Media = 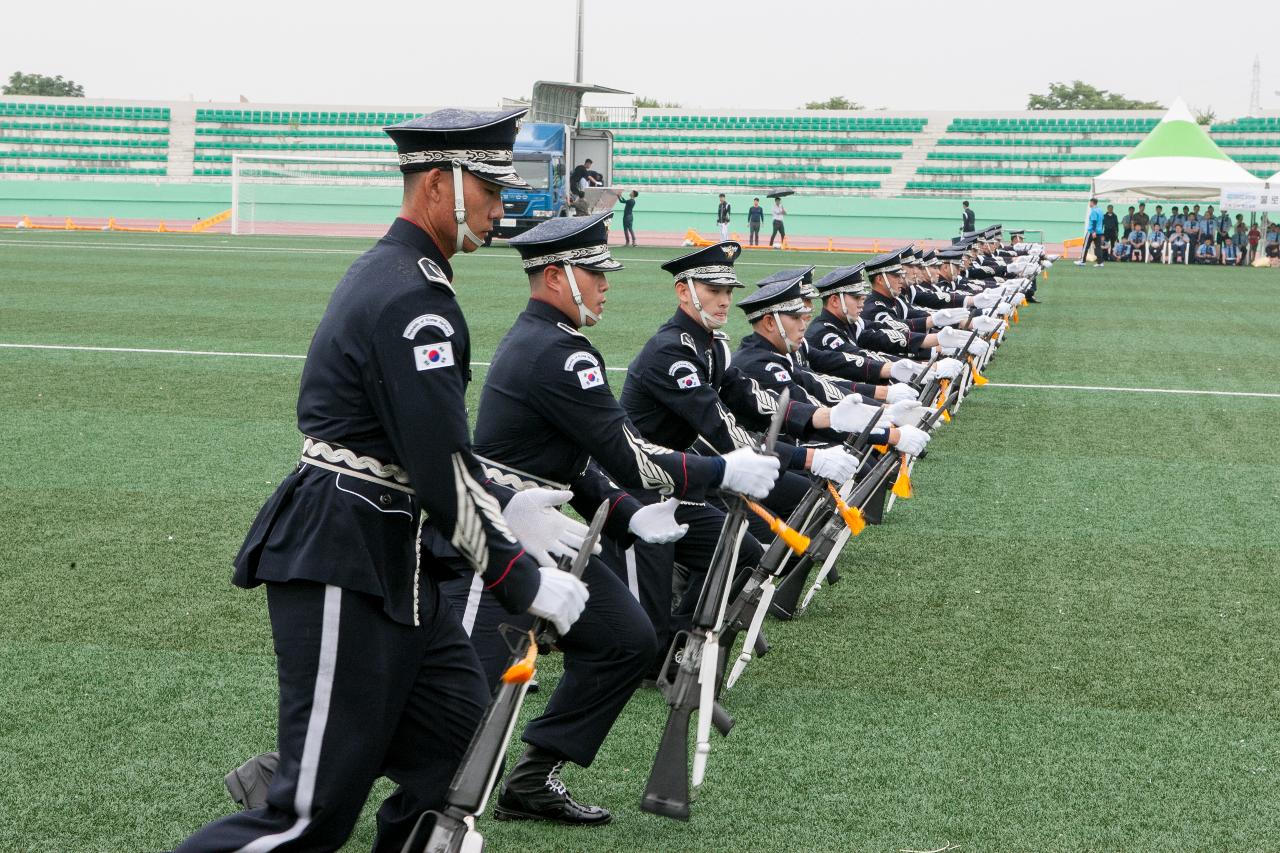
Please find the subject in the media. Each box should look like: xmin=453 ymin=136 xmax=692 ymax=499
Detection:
xmin=3 ymin=0 xmax=1274 ymax=118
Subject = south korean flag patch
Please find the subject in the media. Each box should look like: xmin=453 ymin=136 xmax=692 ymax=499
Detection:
xmin=577 ymin=366 xmax=605 ymax=389
xmin=668 ymin=360 xmax=702 ymax=390
xmin=414 ymin=342 xmax=454 ymax=371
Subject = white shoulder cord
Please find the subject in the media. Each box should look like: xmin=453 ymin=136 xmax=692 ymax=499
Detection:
xmin=451 ymin=161 xmax=487 ymax=254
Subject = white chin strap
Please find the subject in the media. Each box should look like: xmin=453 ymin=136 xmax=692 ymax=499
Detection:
xmin=772 ymin=312 xmax=794 ymax=355
xmin=451 ymin=161 xmax=487 ymax=254
xmin=688 ymin=283 xmax=724 ymax=330
xmin=563 ymin=263 xmax=600 ymax=327
xmin=837 ymin=294 xmax=855 ymax=326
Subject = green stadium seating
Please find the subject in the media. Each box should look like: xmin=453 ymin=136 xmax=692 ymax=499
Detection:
xmin=0 ymin=102 xmax=169 ymax=121
xmin=905 ymin=180 xmax=1091 ymax=193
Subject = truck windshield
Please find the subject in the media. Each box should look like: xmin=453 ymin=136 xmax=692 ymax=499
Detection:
xmin=513 ymin=159 xmax=551 ymax=190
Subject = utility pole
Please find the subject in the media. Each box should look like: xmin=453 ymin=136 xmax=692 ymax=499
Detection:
xmin=574 ymin=0 xmax=585 ymax=83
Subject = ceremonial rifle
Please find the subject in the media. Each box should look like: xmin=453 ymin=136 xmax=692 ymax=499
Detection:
xmin=641 ymin=390 xmax=801 ymax=821
xmin=401 ymin=502 xmax=610 ymax=853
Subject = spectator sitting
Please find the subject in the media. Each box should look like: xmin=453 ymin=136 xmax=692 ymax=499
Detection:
xmin=1233 ymin=222 xmax=1249 ymax=261
xmin=1266 ymin=223 xmax=1280 ymax=259
xmin=1121 ymin=206 xmax=1135 ymax=239
xmin=1128 ymin=227 xmax=1146 ymax=261
xmin=1147 ymin=223 xmax=1166 ymax=262
xmin=1196 ymin=239 xmax=1217 ymax=264
xmin=1168 ymin=224 xmax=1190 ymax=264
xmin=1222 ymin=239 xmax=1240 ymax=266
xmin=1112 ymin=238 xmax=1132 ymax=262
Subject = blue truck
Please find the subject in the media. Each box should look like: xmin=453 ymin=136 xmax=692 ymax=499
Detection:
xmin=490 ymin=120 xmax=615 ymax=240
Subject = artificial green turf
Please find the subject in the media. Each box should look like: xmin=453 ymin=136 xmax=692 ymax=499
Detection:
xmin=2 ymin=229 xmax=1279 ymax=852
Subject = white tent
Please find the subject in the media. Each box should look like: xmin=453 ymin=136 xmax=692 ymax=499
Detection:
xmin=1092 ymin=98 xmax=1262 ymax=199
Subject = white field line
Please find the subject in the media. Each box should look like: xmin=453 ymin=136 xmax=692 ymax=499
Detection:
xmin=0 ymin=237 xmax=833 ymax=266
xmin=3 ymin=342 xmax=1278 ymax=399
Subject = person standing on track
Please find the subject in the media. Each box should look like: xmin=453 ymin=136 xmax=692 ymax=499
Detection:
xmin=1076 ymin=197 xmax=1105 ymax=268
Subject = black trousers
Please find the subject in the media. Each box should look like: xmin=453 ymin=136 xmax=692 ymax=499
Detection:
xmin=441 ymin=554 xmax=657 ymax=767
xmin=623 ymin=217 xmax=635 ymax=245
xmin=770 ymin=220 xmax=785 ymax=245
xmin=1082 ymin=232 xmax=1105 ymax=265
xmin=625 ymin=500 xmax=765 ymax=660
xmin=176 ymin=580 xmax=489 ymax=853
xmin=749 ymin=223 xmax=761 ymax=245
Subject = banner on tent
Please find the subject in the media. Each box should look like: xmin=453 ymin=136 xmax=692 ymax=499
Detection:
xmin=1221 ymin=183 xmax=1280 ymax=212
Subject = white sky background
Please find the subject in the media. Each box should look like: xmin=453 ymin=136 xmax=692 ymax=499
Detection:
xmin=2 ymin=0 xmax=1273 ymax=118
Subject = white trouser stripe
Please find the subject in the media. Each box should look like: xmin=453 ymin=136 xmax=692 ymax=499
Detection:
xmin=461 ymin=573 xmax=484 ymax=635
xmin=236 ymin=584 xmax=342 ymax=853
xmin=625 ymin=546 xmax=640 ymax=602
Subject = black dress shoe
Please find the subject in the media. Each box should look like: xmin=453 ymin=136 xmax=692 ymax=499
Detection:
xmin=1026 ymin=295 xmax=1043 ymax=303
xmin=494 ymin=746 xmax=613 ymax=826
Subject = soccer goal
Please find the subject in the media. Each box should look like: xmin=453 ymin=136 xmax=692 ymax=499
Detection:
xmin=229 ymin=153 xmax=401 ymax=236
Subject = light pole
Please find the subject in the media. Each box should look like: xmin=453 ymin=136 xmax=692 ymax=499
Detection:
xmin=575 ymin=0 xmax=585 ymax=84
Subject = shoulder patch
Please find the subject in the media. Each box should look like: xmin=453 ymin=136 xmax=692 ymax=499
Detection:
xmin=766 ymin=362 xmax=792 ymax=382
xmin=418 ymin=258 xmax=452 ymax=289
xmin=821 ymin=332 xmax=846 ymax=349
xmin=557 ymin=322 xmax=589 ymax=340
xmin=564 ymin=350 xmax=600 ymax=372
xmin=668 ymin=359 xmax=701 ymax=389
xmin=403 ymin=313 xmax=455 ymax=340
xmin=576 ymin=366 xmax=606 ymax=389
xmin=679 ymin=332 xmax=698 ymax=354
xmin=413 ymin=342 xmax=455 ymax=371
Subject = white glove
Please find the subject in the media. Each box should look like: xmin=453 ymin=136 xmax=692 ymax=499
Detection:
xmin=885 ymin=399 xmax=926 ymax=427
xmin=928 ymin=357 xmax=964 ymax=380
xmin=888 ymin=359 xmax=925 ymax=383
xmin=971 ymin=315 xmax=1002 ymax=335
xmin=810 ymin=446 xmax=859 ymax=482
xmin=973 ymin=289 xmax=1000 ymax=310
xmin=993 ymin=302 xmax=1013 ymax=317
xmin=528 ymin=566 xmax=589 ymax=636
xmin=893 ymin=424 xmax=930 ymax=456
xmin=967 ymin=337 xmax=991 ymax=357
xmin=931 ymin=307 xmax=969 ymax=327
xmin=721 ymin=447 xmax=781 ymax=498
xmin=935 ymin=327 xmax=972 ymax=349
xmin=501 ymin=488 xmax=599 ymax=566
xmin=628 ymin=499 xmax=689 ymax=544
xmin=886 ymin=383 xmax=919 ymax=404
xmin=828 ymin=395 xmax=882 ymax=433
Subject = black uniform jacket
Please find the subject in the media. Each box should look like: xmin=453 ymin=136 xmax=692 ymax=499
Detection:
xmin=473 ymin=299 xmax=724 ymax=545
xmin=803 ymin=308 xmax=893 ymax=384
xmin=621 ymin=309 xmax=816 ymax=467
xmin=234 ymin=218 xmax=540 ymax=625
xmin=858 ymin=291 xmax=932 ymax=358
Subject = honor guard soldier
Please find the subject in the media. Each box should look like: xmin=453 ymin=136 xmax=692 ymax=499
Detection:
xmin=444 ymin=213 xmax=780 ymax=826
xmin=173 ymin=108 xmax=593 ymax=853
xmin=731 ymin=274 xmax=931 ymax=457
xmin=860 ymin=248 xmax=991 ymax=362
xmin=621 ymin=241 xmax=875 ymax=543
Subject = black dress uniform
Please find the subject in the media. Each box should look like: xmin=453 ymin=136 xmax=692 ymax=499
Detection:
xmin=803 ymin=264 xmax=898 ymax=385
xmin=174 ymin=109 xmax=544 ymax=853
xmin=732 ymin=277 xmax=896 ymax=449
xmin=439 ymin=214 xmax=732 ymax=825
xmin=620 ymin=242 xmax=817 ymax=544
xmin=857 ymin=249 xmax=934 ymax=358
xmin=906 ymin=249 xmax=971 ymax=310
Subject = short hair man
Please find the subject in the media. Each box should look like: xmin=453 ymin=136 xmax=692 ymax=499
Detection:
xmin=716 ymin=193 xmax=731 ymax=240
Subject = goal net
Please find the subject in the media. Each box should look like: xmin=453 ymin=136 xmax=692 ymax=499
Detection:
xmin=230 ymin=154 xmax=402 ymax=236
